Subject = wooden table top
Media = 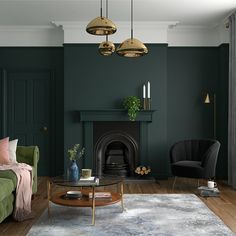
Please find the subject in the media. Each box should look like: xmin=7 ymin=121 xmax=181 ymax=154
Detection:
xmin=50 ymin=190 xmax=122 ymax=207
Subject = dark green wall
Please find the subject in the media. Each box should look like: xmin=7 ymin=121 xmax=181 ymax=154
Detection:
xmin=64 ymin=44 xmax=168 ymax=178
xmin=167 ymin=46 xmax=228 ymax=179
xmin=0 ymin=47 xmax=64 ymax=176
xmin=64 ymin=44 xmax=229 ymax=179
xmin=216 ymin=44 xmax=229 ymax=179
xmin=0 ymin=44 xmax=229 ymax=179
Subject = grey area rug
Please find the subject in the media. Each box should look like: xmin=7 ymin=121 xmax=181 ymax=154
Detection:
xmin=27 ymin=194 xmax=235 ymax=236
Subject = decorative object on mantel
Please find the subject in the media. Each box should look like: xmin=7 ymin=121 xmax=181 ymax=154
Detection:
xmin=68 ymin=144 xmax=85 ymax=182
xmin=86 ymin=0 xmax=117 ymax=36
xmin=116 ymin=0 xmax=148 ymax=57
xmin=123 ymin=96 xmax=141 ymax=121
xmin=99 ymin=0 xmax=115 ymax=56
xmin=204 ymin=92 xmax=216 ymax=138
xmin=135 ymin=165 xmax=151 ymax=176
xmin=143 ymin=81 xmax=151 ymax=110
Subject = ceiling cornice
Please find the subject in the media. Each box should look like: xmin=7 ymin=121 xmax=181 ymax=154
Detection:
xmin=0 ymin=20 xmax=229 ymax=46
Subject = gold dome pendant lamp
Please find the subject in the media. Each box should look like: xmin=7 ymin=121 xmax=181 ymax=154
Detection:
xmin=99 ymin=0 xmax=115 ymax=56
xmin=86 ymin=0 xmax=117 ymax=36
xmin=99 ymin=35 xmax=115 ymax=56
xmin=116 ymin=0 xmax=148 ymax=57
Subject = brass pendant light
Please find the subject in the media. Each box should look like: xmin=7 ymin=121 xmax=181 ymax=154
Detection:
xmin=86 ymin=0 xmax=117 ymax=36
xmin=116 ymin=0 xmax=148 ymax=57
xmin=99 ymin=36 xmax=115 ymax=56
xmin=99 ymin=0 xmax=115 ymax=56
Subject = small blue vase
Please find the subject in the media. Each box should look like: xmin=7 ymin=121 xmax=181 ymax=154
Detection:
xmin=69 ymin=160 xmax=80 ymax=182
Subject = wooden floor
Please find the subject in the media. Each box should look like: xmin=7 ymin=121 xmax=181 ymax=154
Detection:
xmin=0 ymin=177 xmax=236 ymax=236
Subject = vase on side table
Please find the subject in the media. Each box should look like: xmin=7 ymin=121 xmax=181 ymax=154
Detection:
xmin=69 ymin=160 xmax=80 ymax=182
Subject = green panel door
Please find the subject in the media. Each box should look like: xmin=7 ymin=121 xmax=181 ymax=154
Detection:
xmin=7 ymin=71 xmax=53 ymax=176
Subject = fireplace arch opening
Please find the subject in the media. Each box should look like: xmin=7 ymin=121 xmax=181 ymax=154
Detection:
xmin=94 ymin=131 xmax=138 ymax=177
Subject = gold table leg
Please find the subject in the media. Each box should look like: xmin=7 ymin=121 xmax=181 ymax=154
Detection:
xmin=92 ymin=186 xmax=95 ymax=225
xmin=47 ymin=180 xmax=51 ymax=217
xmin=120 ymin=181 xmax=124 ymax=212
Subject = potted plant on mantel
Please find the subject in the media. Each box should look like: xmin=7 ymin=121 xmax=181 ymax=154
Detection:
xmin=68 ymin=144 xmax=85 ymax=182
xmin=123 ymin=96 xmax=141 ymax=121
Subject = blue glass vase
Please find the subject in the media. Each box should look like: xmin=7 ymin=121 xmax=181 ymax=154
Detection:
xmin=69 ymin=160 xmax=80 ymax=182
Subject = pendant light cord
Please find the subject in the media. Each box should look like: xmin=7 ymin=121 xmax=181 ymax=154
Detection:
xmin=100 ymin=0 xmax=102 ymax=17
xmin=106 ymin=0 xmax=108 ymax=42
xmin=131 ymin=0 xmax=133 ymax=39
xmin=106 ymin=0 xmax=108 ymax=18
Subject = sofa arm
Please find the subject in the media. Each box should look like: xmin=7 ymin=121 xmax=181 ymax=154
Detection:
xmin=16 ymin=146 xmax=39 ymax=167
xmin=16 ymin=146 xmax=39 ymax=194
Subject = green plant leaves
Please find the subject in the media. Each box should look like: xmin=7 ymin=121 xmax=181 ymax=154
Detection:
xmin=123 ymin=96 xmax=141 ymax=121
xmin=68 ymin=144 xmax=85 ymax=161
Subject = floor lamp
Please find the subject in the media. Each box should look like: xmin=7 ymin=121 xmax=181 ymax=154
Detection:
xmin=204 ymin=93 xmax=216 ymax=138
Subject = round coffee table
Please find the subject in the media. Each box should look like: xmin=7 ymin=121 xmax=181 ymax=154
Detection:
xmin=47 ymin=175 xmax=124 ymax=225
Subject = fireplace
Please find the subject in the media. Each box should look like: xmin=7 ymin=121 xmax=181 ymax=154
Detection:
xmin=94 ymin=122 xmax=139 ymax=177
xmin=78 ymin=109 xmax=154 ymax=177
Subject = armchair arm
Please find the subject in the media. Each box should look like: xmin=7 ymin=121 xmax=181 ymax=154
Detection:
xmin=201 ymin=142 xmax=220 ymax=178
xmin=16 ymin=146 xmax=39 ymax=167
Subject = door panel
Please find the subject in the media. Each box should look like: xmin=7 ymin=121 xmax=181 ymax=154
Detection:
xmin=7 ymin=71 xmax=52 ymax=176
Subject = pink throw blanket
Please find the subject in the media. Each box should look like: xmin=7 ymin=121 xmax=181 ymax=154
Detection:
xmin=0 ymin=163 xmax=33 ymax=221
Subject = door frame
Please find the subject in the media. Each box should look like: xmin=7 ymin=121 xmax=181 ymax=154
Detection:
xmin=0 ymin=67 xmax=56 ymax=176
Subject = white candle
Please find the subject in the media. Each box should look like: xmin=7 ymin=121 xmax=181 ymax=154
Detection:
xmin=147 ymin=81 xmax=150 ymax=98
xmin=143 ymin=85 xmax=146 ymax=98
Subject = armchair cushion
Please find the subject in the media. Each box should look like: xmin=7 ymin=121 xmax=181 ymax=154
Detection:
xmin=171 ymin=161 xmax=204 ymax=178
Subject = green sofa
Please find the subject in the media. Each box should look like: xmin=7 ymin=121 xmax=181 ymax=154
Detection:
xmin=0 ymin=146 xmax=39 ymax=223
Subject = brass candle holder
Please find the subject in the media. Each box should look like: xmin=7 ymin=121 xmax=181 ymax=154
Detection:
xmin=143 ymin=98 xmax=151 ymax=110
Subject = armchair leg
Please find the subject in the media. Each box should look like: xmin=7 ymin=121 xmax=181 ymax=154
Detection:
xmin=172 ymin=176 xmax=177 ymax=192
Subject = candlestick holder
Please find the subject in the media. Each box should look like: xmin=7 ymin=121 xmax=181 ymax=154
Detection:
xmin=143 ymin=98 xmax=151 ymax=110
xmin=146 ymin=98 xmax=151 ymax=110
xmin=143 ymin=98 xmax=147 ymax=110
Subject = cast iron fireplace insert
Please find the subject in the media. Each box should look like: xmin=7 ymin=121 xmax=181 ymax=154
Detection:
xmin=93 ymin=122 xmax=139 ymax=177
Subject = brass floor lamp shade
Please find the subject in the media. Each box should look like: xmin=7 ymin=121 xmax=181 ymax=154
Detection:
xmin=86 ymin=0 xmax=117 ymax=36
xmin=98 ymin=0 xmax=115 ymax=56
xmin=116 ymin=0 xmax=148 ymax=57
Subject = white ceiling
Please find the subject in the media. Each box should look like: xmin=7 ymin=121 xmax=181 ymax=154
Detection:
xmin=0 ymin=0 xmax=235 ymax=27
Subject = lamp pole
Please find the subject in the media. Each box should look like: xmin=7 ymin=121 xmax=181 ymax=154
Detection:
xmin=204 ymin=93 xmax=216 ymax=139
xmin=213 ymin=93 xmax=216 ymax=139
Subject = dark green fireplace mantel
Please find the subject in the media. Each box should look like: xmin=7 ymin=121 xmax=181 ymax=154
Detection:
xmin=78 ymin=109 xmax=156 ymax=170
xmin=79 ymin=109 xmax=155 ymax=122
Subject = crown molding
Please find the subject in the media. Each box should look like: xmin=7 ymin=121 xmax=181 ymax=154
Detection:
xmin=52 ymin=20 xmax=229 ymax=46
xmin=0 ymin=25 xmax=55 ymax=31
xmin=0 ymin=25 xmax=63 ymax=46
xmin=52 ymin=20 xmax=179 ymax=44
xmin=0 ymin=21 xmax=229 ymax=46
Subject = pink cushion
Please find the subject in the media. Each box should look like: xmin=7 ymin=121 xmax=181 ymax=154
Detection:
xmin=0 ymin=137 xmax=10 ymax=165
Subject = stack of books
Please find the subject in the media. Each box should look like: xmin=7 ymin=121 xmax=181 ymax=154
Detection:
xmin=83 ymin=192 xmax=112 ymax=200
xmin=78 ymin=176 xmax=99 ymax=186
xmin=198 ymin=186 xmax=220 ymax=197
